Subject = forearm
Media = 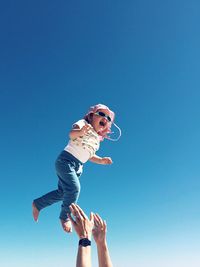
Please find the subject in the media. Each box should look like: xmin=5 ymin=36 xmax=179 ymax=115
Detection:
xmin=97 ymin=241 xmax=113 ymax=267
xmin=76 ymin=246 xmax=92 ymax=267
xmin=89 ymin=155 xmax=103 ymax=164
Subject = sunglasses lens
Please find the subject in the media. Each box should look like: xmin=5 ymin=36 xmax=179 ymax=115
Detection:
xmin=98 ymin=112 xmax=105 ymax=117
xmin=98 ymin=112 xmax=111 ymax=122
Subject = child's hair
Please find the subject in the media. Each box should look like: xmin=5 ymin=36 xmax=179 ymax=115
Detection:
xmin=83 ymin=104 xmax=121 ymax=141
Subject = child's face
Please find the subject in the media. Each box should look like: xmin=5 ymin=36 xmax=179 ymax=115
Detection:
xmin=91 ymin=109 xmax=112 ymax=133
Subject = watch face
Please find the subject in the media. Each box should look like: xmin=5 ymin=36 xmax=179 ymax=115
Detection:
xmin=79 ymin=238 xmax=91 ymax=247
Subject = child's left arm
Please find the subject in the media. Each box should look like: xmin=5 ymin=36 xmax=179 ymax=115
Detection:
xmin=89 ymin=155 xmax=113 ymax=165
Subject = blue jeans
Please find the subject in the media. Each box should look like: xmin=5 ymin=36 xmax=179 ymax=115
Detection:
xmin=33 ymin=150 xmax=83 ymax=221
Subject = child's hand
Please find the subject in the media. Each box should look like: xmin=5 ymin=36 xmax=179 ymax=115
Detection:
xmin=70 ymin=124 xmax=93 ymax=140
xmin=80 ymin=124 xmax=93 ymax=135
xmin=101 ymin=157 xmax=113 ymax=165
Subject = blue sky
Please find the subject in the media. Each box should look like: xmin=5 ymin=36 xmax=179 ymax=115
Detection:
xmin=0 ymin=0 xmax=200 ymax=266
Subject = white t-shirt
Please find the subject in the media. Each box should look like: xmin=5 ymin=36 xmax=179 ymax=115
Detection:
xmin=64 ymin=119 xmax=100 ymax=163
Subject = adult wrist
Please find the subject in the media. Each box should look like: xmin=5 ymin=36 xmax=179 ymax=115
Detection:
xmin=79 ymin=238 xmax=91 ymax=247
xmin=79 ymin=232 xmax=92 ymax=240
xmin=96 ymin=239 xmax=107 ymax=247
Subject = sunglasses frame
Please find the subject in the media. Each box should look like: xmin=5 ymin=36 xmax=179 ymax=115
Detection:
xmin=94 ymin=111 xmax=112 ymax=122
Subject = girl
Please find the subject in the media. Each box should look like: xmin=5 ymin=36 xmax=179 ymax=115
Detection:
xmin=32 ymin=104 xmax=121 ymax=233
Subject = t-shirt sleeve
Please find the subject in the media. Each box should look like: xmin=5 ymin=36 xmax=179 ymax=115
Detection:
xmin=72 ymin=119 xmax=86 ymax=129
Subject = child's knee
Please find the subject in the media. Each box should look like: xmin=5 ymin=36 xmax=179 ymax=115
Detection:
xmin=71 ymin=182 xmax=81 ymax=195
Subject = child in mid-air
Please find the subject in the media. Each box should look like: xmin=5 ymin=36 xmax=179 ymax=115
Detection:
xmin=32 ymin=103 xmax=121 ymax=233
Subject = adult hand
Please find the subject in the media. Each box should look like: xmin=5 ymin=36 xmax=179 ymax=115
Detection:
xmin=93 ymin=214 xmax=113 ymax=267
xmin=92 ymin=213 xmax=107 ymax=245
xmin=68 ymin=203 xmax=94 ymax=240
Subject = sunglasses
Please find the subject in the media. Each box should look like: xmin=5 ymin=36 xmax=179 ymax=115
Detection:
xmin=94 ymin=111 xmax=112 ymax=122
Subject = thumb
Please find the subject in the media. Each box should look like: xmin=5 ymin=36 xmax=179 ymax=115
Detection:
xmin=90 ymin=212 xmax=94 ymax=223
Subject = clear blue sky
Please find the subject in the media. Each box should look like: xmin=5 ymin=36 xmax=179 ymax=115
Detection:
xmin=0 ymin=0 xmax=200 ymax=266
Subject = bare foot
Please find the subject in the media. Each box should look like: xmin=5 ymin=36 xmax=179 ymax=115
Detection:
xmin=60 ymin=219 xmax=72 ymax=233
xmin=32 ymin=202 xmax=39 ymax=222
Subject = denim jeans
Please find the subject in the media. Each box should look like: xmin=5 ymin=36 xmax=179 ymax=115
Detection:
xmin=33 ymin=150 xmax=83 ymax=221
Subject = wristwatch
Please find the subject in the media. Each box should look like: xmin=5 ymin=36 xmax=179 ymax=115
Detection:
xmin=79 ymin=238 xmax=91 ymax=247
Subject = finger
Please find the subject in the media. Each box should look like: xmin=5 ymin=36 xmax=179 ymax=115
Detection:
xmin=95 ymin=215 xmax=106 ymax=232
xmin=67 ymin=213 xmax=76 ymax=226
xmin=90 ymin=212 xmax=94 ymax=224
xmin=86 ymin=125 xmax=93 ymax=131
xmin=70 ymin=204 xmax=81 ymax=220
xmin=76 ymin=210 xmax=84 ymax=221
xmin=93 ymin=214 xmax=101 ymax=226
xmin=103 ymin=220 xmax=107 ymax=231
xmin=73 ymin=205 xmax=84 ymax=220
xmin=107 ymin=158 xmax=112 ymax=164
xmin=85 ymin=125 xmax=90 ymax=130
xmin=69 ymin=204 xmax=76 ymax=216
xmin=95 ymin=213 xmax=104 ymax=226
xmin=74 ymin=204 xmax=88 ymax=220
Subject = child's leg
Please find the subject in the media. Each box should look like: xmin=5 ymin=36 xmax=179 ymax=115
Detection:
xmin=56 ymin=161 xmax=81 ymax=232
xmin=33 ymin=184 xmax=63 ymax=221
xmin=54 ymin=150 xmax=83 ymax=233
xmin=59 ymin=180 xmax=80 ymax=233
xmin=58 ymin=172 xmax=81 ymax=222
xmin=32 ymin=202 xmax=39 ymax=222
xmin=60 ymin=219 xmax=72 ymax=233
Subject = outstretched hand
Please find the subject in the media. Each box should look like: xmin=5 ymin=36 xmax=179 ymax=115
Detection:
xmin=68 ymin=204 xmax=94 ymax=240
xmin=80 ymin=124 xmax=93 ymax=135
xmin=101 ymin=157 xmax=113 ymax=165
xmin=92 ymin=213 xmax=107 ymax=245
